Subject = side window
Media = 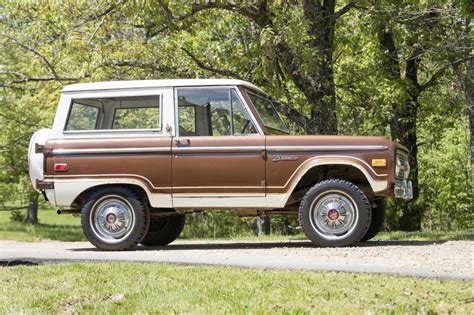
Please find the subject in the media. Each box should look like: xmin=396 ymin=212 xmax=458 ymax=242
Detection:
xmin=178 ymin=106 xmax=196 ymax=135
xmin=177 ymin=88 xmax=257 ymax=136
xmin=66 ymin=102 xmax=100 ymax=131
xmin=231 ymin=90 xmax=257 ymax=135
xmin=65 ymin=95 xmax=161 ymax=131
xmin=112 ymin=107 xmax=160 ymax=130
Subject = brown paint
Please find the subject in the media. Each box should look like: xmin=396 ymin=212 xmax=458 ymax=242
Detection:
xmin=42 ymin=84 xmax=400 ymax=206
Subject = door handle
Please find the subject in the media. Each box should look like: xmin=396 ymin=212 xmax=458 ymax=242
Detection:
xmin=174 ymin=138 xmax=190 ymax=145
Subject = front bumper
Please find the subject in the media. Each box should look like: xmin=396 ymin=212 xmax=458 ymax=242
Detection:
xmin=394 ymin=180 xmax=413 ymax=200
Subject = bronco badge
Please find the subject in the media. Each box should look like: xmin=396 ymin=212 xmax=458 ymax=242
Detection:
xmin=272 ymin=155 xmax=298 ymax=162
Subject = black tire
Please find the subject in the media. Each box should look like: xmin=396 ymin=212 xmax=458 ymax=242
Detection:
xmin=299 ymin=179 xmax=371 ymax=247
xmin=140 ymin=214 xmax=186 ymax=246
xmin=360 ymin=199 xmax=385 ymax=242
xmin=81 ymin=187 xmax=150 ymax=251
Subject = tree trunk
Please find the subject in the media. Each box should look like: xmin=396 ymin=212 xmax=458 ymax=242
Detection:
xmin=26 ymin=191 xmax=39 ymax=224
xmin=274 ymin=0 xmax=338 ymax=135
xmin=307 ymin=63 xmax=337 ymax=135
xmin=378 ymin=25 xmax=422 ymax=230
xmin=303 ymin=0 xmax=337 ymax=135
xmin=463 ymin=58 xmax=474 ymax=197
xmin=454 ymin=58 xmax=474 ymax=197
xmin=452 ymin=18 xmax=474 ymax=197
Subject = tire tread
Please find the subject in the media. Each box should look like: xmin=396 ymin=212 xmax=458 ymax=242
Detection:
xmin=298 ymin=179 xmax=371 ymax=247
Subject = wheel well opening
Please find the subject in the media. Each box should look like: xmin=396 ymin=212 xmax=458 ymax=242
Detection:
xmin=71 ymin=184 xmax=150 ymax=209
xmin=285 ymin=165 xmax=372 ymax=208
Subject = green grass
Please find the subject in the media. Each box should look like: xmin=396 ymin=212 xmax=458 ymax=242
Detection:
xmin=1 ymin=209 xmax=473 ymax=242
xmin=0 ymin=209 xmax=86 ymax=242
xmin=0 ymin=263 xmax=472 ymax=314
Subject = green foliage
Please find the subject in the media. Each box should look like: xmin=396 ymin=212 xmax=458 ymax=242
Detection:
xmin=0 ymin=0 xmax=472 ymax=233
xmin=418 ymin=123 xmax=473 ymax=230
xmin=9 ymin=209 xmax=26 ymax=223
xmin=181 ymin=211 xmax=255 ymax=239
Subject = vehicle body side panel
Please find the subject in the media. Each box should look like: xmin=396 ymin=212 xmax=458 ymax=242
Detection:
xmin=44 ymin=137 xmax=173 ymax=207
xmin=171 ymin=136 xmax=266 ymax=196
xmin=265 ymin=135 xmax=394 ymax=196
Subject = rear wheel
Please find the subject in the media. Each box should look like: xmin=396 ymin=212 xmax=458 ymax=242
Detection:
xmin=81 ymin=187 xmax=149 ymax=251
xmin=360 ymin=199 xmax=385 ymax=242
xmin=299 ymin=179 xmax=371 ymax=247
xmin=140 ymin=214 xmax=185 ymax=246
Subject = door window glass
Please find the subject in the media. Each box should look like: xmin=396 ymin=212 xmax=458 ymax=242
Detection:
xmin=177 ymin=88 xmax=257 ymax=136
xmin=231 ymin=90 xmax=257 ymax=135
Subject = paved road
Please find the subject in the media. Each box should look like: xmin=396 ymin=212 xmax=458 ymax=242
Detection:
xmin=1 ymin=240 xmax=472 ymax=280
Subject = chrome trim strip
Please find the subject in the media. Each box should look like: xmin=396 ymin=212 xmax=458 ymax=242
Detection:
xmin=53 ymin=147 xmax=171 ymax=155
xmin=267 ymin=145 xmax=388 ymax=152
xmin=173 ymin=146 xmax=264 ymax=153
xmin=63 ymin=129 xmax=163 ymax=134
xmin=53 ymin=145 xmax=387 ymax=155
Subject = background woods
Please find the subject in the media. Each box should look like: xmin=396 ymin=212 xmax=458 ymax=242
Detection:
xmin=0 ymin=0 xmax=472 ymax=232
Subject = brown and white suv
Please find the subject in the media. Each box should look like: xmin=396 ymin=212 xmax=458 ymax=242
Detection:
xmin=28 ymin=79 xmax=413 ymax=250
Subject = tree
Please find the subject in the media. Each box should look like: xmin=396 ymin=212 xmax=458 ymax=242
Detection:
xmin=452 ymin=16 xmax=473 ymax=197
xmin=0 ymin=0 xmax=471 ymax=231
xmin=368 ymin=1 xmax=471 ymax=230
xmin=137 ymin=1 xmax=362 ymax=135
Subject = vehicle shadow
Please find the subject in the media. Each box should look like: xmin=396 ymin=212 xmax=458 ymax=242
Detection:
xmin=70 ymin=239 xmax=448 ymax=252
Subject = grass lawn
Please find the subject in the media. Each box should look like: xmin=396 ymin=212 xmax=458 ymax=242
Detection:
xmin=0 ymin=263 xmax=472 ymax=314
xmin=1 ymin=209 xmax=473 ymax=242
xmin=0 ymin=209 xmax=85 ymax=242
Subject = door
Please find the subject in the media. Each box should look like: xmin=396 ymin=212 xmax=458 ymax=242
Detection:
xmin=172 ymin=87 xmax=265 ymax=207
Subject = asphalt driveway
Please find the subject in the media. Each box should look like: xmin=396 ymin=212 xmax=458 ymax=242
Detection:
xmin=1 ymin=240 xmax=472 ymax=280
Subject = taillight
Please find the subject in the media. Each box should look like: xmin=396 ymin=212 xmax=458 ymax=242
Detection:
xmin=54 ymin=163 xmax=68 ymax=172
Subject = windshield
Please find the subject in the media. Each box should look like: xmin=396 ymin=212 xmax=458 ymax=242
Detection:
xmin=246 ymin=90 xmax=289 ymax=134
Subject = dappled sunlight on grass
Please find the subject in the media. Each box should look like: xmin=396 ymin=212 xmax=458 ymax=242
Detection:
xmin=0 ymin=263 xmax=472 ymax=314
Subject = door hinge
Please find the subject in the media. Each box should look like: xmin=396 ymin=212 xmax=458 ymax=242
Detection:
xmin=35 ymin=143 xmax=45 ymax=154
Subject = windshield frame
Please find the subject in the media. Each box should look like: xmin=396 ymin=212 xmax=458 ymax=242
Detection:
xmin=244 ymin=88 xmax=289 ymax=135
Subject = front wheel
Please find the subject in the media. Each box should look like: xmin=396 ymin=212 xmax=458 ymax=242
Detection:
xmin=299 ymin=179 xmax=371 ymax=247
xmin=81 ymin=187 xmax=150 ymax=251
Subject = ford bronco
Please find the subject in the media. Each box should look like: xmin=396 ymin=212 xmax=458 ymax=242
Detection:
xmin=28 ymin=79 xmax=412 ymax=250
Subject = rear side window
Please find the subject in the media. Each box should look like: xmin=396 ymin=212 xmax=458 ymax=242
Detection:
xmin=65 ymin=95 xmax=161 ymax=131
xmin=66 ymin=102 xmax=99 ymax=131
xmin=113 ymin=107 xmax=160 ymax=129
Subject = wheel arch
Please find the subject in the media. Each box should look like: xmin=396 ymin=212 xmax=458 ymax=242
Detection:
xmin=71 ymin=183 xmax=149 ymax=209
xmin=52 ymin=179 xmax=171 ymax=208
xmin=281 ymin=156 xmax=388 ymax=208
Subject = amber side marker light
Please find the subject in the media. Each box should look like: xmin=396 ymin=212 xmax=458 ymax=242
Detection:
xmin=371 ymin=159 xmax=386 ymax=167
xmin=54 ymin=163 xmax=68 ymax=172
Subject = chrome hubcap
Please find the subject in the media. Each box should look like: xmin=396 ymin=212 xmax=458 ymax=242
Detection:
xmin=90 ymin=196 xmax=135 ymax=244
xmin=310 ymin=191 xmax=357 ymax=240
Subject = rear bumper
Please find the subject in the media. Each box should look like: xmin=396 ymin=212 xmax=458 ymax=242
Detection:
xmin=394 ymin=180 xmax=413 ymax=200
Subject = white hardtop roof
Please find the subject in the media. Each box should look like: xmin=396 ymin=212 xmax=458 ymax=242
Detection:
xmin=62 ymin=79 xmax=265 ymax=94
